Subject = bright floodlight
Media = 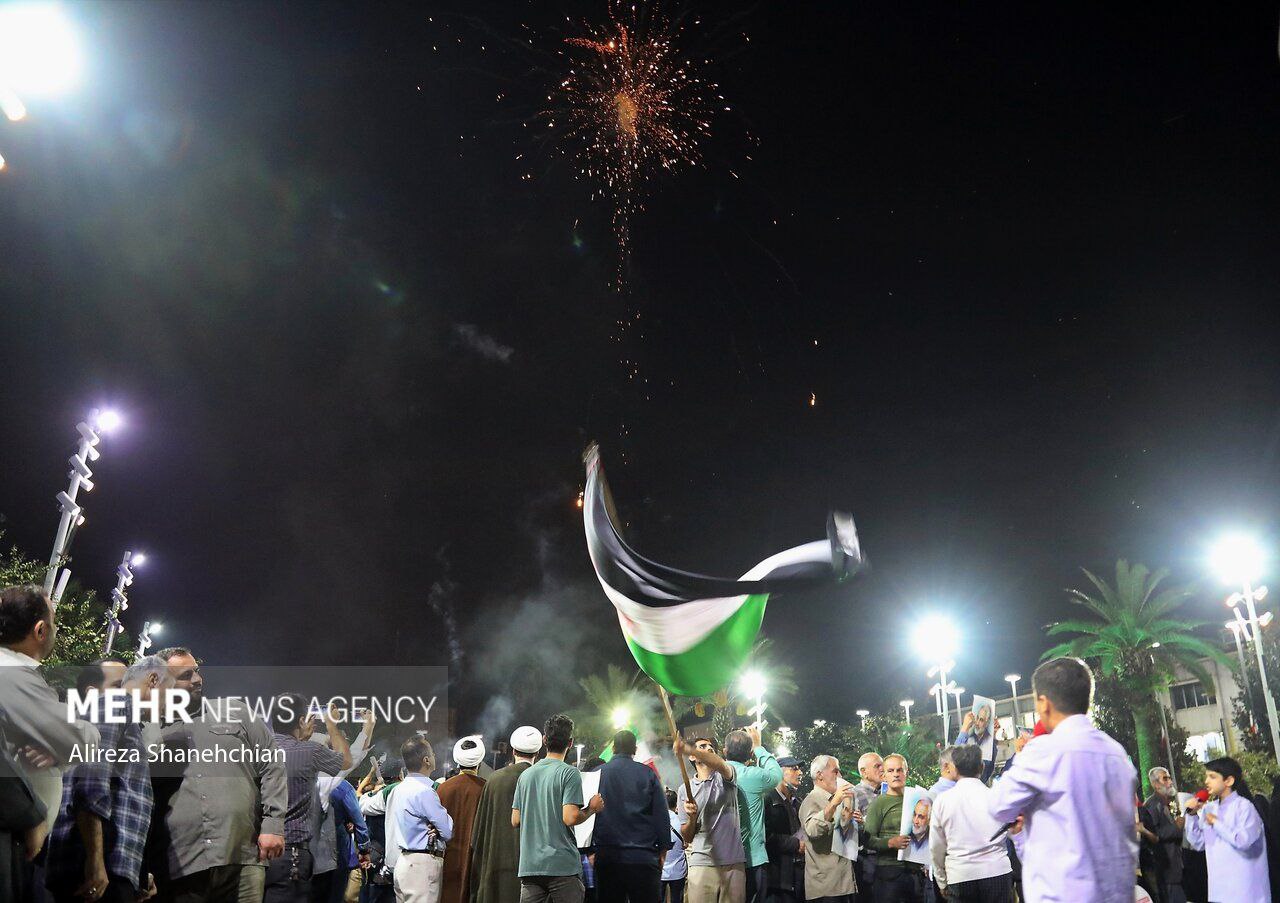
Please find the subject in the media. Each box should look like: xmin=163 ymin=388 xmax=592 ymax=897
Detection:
xmin=0 ymin=4 xmax=83 ymax=97
xmin=1005 ymin=673 xmax=1021 ymax=683
xmin=610 ymin=706 xmax=629 ymax=730
xmin=740 ymin=670 xmax=766 ymax=699
xmin=856 ymin=708 xmax=869 ymax=717
xmin=131 ymin=552 xmax=146 ymax=566
xmin=912 ymin=614 xmax=958 ymax=661
xmin=95 ymin=409 xmax=123 ymax=432
xmin=1210 ymin=533 xmax=1267 ymax=586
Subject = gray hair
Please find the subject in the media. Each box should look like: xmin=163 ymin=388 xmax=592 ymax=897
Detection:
xmin=124 ymin=654 xmax=174 ymax=686
xmin=1148 ymin=766 xmax=1170 ymax=785
xmin=810 ymin=754 xmax=838 ymax=780
xmin=938 ymin=746 xmax=956 ymax=767
xmin=857 ymin=752 xmax=882 ymax=771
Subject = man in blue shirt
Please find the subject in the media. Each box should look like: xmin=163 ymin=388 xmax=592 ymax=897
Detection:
xmin=394 ymin=736 xmax=454 ymax=903
xmin=593 ymin=730 xmax=671 ymax=903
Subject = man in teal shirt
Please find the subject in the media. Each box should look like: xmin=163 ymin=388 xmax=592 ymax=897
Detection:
xmin=512 ymin=714 xmax=604 ymax=903
xmin=724 ymin=726 xmax=783 ymax=903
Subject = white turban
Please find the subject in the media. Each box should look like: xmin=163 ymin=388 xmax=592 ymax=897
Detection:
xmin=510 ymin=725 xmax=543 ymax=755
xmin=454 ymin=735 xmax=485 ymax=769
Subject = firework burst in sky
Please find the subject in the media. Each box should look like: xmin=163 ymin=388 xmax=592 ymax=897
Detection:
xmin=553 ymin=3 xmax=718 ymax=280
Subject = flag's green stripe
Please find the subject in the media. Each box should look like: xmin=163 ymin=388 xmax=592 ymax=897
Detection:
xmin=625 ymin=594 xmax=769 ymax=697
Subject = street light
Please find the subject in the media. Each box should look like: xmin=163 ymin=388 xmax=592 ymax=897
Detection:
xmin=915 ymin=614 xmax=959 ymax=742
xmin=900 ymin=699 xmax=915 ymax=724
xmin=1006 ymin=674 xmax=1023 ymax=729
xmin=1226 ymin=621 xmax=1258 ymax=732
xmin=0 ymin=3 xmax=83 ymax=161
xmin=610 ymin=706 xmax=630 ymax=731
xmin=43 ymin=408 xmax=113 ymax=604
xmin=856 ymin=709 xmax=869 ymax=731
xmin=950 ymin=686 xmax=966 ymax=733
xmin=137 ymin=620 xmax=162 ymax=653
xmin=103 ymin=550 xmax=143 ymax=655
xmin=1212 ymin=533 xmax=1278 ymax=764
xmin=740 ymin=670 xmax=768 ymax=729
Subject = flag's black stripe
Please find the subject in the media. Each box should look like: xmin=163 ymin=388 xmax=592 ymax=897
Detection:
xmin=585 ymin=455 xmax=838 ymax=610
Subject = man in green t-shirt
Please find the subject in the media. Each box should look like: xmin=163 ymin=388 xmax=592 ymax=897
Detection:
xmin=723 ymin=726 xmax=783 ymax=903
xmin=512 ymin=714 xmax=604 ymax=903
xmin=861 ymin=754 xmax=926 ymax=901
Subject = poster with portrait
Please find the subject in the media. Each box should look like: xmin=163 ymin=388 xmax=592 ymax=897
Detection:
xmin=897 ymin=786 xmax=933 ymax=865
xmin=832 ymin=778 xmax=859 ymax=861
xmin=970 ymin=694 xmax=997 ymax=762
xmin=574 ymin=770 xmax=602 ymax=848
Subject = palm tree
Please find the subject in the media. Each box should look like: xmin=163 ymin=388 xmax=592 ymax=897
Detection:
xmin=568 ymin=664 xmax=646 ymax=755
xmin=671 ymin=637 xmax=800 ymax=743
xmin=1043 ymin=560 xmax=1230 ymax=795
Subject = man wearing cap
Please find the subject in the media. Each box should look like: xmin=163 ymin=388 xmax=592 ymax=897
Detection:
xmin=764 ymin=756 xmax=805 ymax=903
xmin=439 ymin=736 xmax=488 ymax=903
xmin=471 ymin=726 xmax=543 ymax=903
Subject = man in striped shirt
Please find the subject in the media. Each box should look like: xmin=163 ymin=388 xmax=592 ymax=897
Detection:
xmin=265 ymin=696 xmax=352 ymax=903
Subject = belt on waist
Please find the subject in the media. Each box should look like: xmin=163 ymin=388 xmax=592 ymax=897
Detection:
xmin=401 ymin=849 xmax=444 ymax=857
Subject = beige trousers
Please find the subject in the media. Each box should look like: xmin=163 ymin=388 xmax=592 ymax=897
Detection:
xmin=686 ymin=864 xmax=746 ymax=903
xmin=394 ymin=852 xmax=444 ymax=903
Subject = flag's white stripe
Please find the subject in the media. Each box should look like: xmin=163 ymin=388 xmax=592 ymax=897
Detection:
xmin=591 ymin=541 xmax=830 ymax=656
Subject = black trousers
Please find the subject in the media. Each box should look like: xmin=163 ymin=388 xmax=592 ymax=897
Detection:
xmin=595 ymin=861 xmax=661 ymax=903
xmin=943 ymin=874 xmax=1013 ymax=903
xmin=872 ymin=869 xmax=925 ymax=903
xmin=663 ymin=878 xmax=686 ymax=903
xmin=264 ymin=845 xmax=315 ymax=903
xmin=51 ymin=874 xmax=137 ymax=903
xmin=745 ymin=865 xmax=769 ymax=903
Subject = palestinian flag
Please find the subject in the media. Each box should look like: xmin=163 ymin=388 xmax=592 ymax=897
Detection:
xmin=583 ymin=445 xmax=864 ymax=696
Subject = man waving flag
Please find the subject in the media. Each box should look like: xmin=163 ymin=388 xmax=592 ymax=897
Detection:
xmin=582 ymin=444 xmax=864 ymax=696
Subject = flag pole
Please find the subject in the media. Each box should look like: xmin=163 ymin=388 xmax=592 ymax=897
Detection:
xmin=657 ymin=684 xmax=693 ymax=800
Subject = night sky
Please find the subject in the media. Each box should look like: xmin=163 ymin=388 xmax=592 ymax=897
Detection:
xmin=2 ymin=1 xmax=1279 ymax=732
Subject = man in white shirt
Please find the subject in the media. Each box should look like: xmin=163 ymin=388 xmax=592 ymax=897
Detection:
xmin=929 ymin=744 xmax=1013 ymax=901
xmin=988 ymin=657 xmax=1137 ymax=903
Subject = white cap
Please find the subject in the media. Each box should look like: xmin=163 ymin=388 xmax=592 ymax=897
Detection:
xmin=454 ymin=735 xmax=485 ymax=769
xmin=510 ymin=725 xmax=543 ymax=755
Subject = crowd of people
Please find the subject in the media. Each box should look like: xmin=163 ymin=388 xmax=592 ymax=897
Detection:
xmin=0 ymin=583 xmax=1276 ymax=903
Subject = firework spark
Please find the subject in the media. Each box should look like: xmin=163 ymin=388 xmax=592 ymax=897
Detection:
xmin=556 ymin=3 xmax=716 ymax=280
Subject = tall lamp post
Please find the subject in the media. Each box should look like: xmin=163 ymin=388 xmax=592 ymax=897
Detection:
xmin=43 ymin=409 xmax=120 ymax=605
xmin=1211 ymin=534 xmax=1278 ymax=765
xmin=103 ymin=550 xmax=144 ymax=655
xmin=899 ymin=699 xmax=915 ymax=725
xmin=1227 ymin=619 xmax=1262 ymax=733
xmin=1005 ymin=674 xmax=1023 ymax=729
xmin=856 ymin=709 xmax=870 ymax=731
xmin=741 ymin=671 xmax=768 ymax=730
xmin=950 ymin=686 xmax=966 ymax=735
xmin=914 ymin=615 xmax=959 ymax=743
xmin=137 ymin=620 xmax=162 ymax=654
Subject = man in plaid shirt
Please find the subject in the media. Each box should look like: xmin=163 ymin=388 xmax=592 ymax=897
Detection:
xmin=46 ymin=655 xmax=174 ymax=903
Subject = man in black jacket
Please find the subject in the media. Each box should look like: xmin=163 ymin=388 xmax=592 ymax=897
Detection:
xmin=1 ymin=720 xmax=47 ymax=903
xmin=1142 ymin=767 xmax=1185 ymax=903
xmin=764 ymin=756 xmax=805 ymax=903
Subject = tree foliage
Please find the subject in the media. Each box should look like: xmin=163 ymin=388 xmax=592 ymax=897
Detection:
xmin=1043 ymin=560 xmax=1229 ymax=795
xmin=0 ymin=533 xmax=131 ymax=674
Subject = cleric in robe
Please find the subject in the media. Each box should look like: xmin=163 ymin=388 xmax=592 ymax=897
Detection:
xmin=469 ymin=726 xmax=543 ymax=903
xmin=440 ymin=735 xmax=488 ymax=903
